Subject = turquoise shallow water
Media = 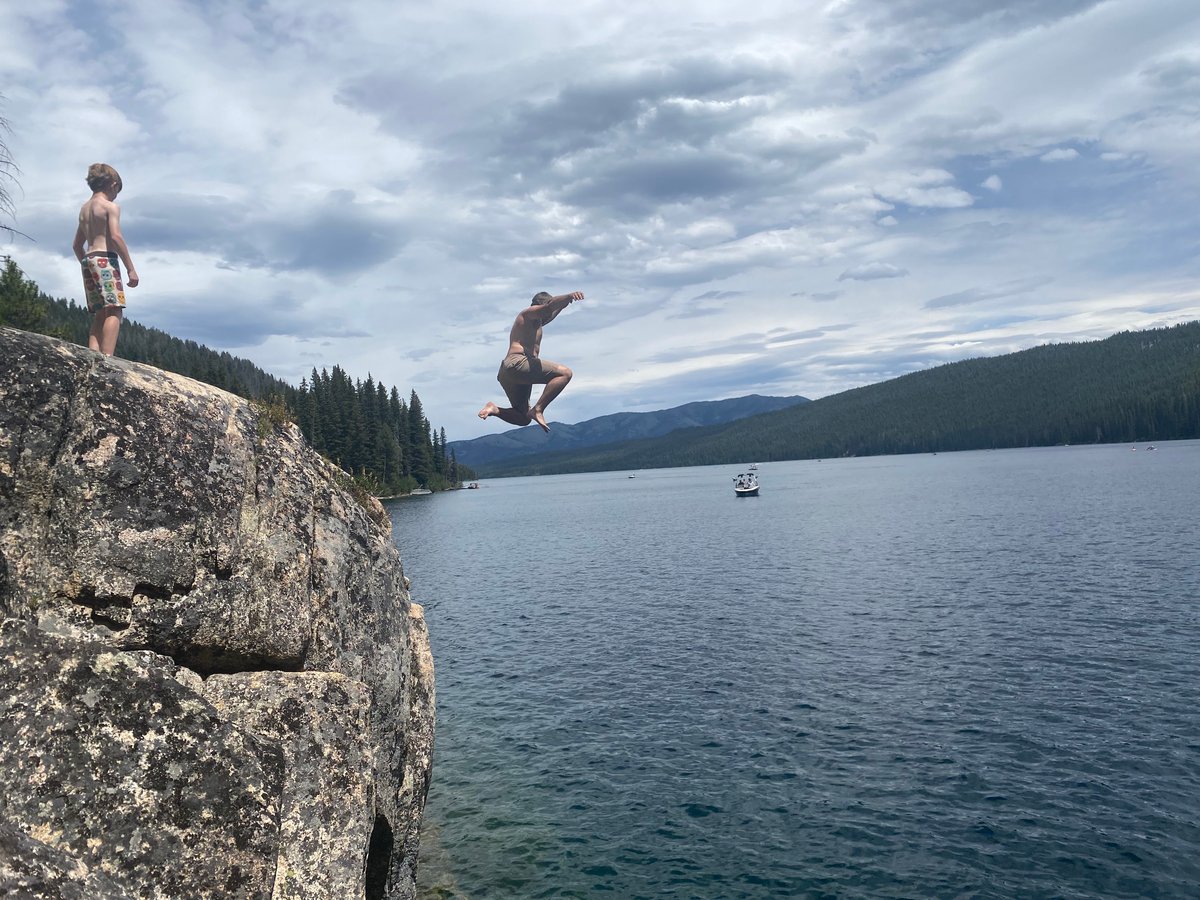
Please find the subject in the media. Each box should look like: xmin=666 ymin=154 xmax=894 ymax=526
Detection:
xmin=388 ymin=442 xmax=1200 ymax=899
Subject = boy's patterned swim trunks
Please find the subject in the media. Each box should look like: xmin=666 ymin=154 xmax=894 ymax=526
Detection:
xmin=81 ymin=252 xmax=126 ymax=313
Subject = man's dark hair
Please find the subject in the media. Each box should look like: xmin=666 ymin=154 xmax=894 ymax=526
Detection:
xmin=531 ymin=291 xmax=553 ymax=305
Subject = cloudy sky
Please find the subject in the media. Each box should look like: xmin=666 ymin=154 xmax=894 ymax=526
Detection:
xmin=3 ymin=0 xmax=1199 ymax=440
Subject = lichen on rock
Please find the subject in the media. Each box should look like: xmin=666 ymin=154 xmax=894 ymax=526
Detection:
xmin=0 ymin=326 xmax=435 ymax=900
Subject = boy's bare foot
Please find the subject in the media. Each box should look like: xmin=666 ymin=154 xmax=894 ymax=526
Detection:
xmin=478 ymin=402 xmax=500 ymax=420
xmin=530 ymin=407 xmax=549 ymax=432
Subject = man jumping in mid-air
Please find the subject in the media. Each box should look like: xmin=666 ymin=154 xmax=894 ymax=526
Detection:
xmin=478 ymin=290 xmax=583 ymax=433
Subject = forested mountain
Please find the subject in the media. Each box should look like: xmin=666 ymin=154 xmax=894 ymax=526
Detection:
xmin=477 ymin=322 xmax=1200 ymax=476
xmin=449 ymin=394 xmax=808 ymax=468
xmin=0 ymin=256 xmax=471 ymax=494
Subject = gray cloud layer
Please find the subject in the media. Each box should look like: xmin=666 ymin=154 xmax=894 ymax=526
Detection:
xmin=2 ymin=0 xmax=1198 ymax=437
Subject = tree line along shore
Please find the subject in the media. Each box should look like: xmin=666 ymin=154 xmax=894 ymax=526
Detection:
xmin=5 ymin=255 xmax=1198 ymax=483
xmin=1 ymin=256 xmax=473 ymax=496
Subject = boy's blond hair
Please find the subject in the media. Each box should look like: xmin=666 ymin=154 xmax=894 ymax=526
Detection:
xmin=86 ymin=163 xmax=122 ymax=194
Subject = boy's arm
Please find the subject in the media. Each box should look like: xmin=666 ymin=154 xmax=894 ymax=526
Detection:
xmin=72 ymin=221 xmax=86 ymax=261
xmin=107 ymin=204 xmax=139 ymax=287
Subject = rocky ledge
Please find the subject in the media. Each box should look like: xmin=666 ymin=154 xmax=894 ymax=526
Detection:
xmin=0 ymin=327 xmax=434 ymax=900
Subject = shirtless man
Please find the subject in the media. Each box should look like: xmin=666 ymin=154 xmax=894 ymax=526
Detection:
xmin=478 ymin=290 xmax=583 ymax=433
xmin=72 ymin=163 xmax=139 ymax=355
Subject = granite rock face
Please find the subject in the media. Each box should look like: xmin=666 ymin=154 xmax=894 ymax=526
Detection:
xmin=0 ymin=327 xmax=435 ymax=900
xmin=0 ymin=821 xmax=134 ymax=900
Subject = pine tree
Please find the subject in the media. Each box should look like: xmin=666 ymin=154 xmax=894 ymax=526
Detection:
xmin=388 ymin=387 xmax=407 ymax=480
xmin=407 ymin=390 xmax=434 ymax=486
xmin=0 ymin=256 xmax=48 ymax=331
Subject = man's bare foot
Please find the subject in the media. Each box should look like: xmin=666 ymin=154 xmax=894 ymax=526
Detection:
xmin=478 ymin=402 xmax=500 ymax=420
xmin=530 ymin=407 xmax=549 ymax=432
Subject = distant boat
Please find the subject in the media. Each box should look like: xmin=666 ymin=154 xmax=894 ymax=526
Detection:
xmin=748 ymin=463 xmax=759 ymax=470
xmin=466 ymin=482 xmax=480 ymax=489
xmin=628 ymin=473 xmax=637 ymax=479
xmin=733 ymin=473 xmax=760 ymax=497
xmin=410 ymin=488 xmax=433 ymax=496
xmin=1146 ymin=445 xmax=1157 ymax=451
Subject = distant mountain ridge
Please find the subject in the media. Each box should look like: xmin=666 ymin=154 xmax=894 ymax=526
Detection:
xmin=475 ymin=321 xmax=1200 ymax=477
xmin=449 ymin=394 xmax=809 ymax=469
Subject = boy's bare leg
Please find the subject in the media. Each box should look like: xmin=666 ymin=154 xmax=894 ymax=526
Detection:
xmin=99 ymin=312 xmax=123 ymax=357
xmin=529 ymin=371 xmax=572 ymax=433
xmin=88 ymin=313 xmax=103 ymax=352
xmin=88 ymin=309 xmax=121 ymax=353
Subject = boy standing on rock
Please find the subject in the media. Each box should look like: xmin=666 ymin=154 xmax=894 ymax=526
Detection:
xmin=72 ymin=163 xmax=139 ymax=356
xmin=478 ymin=290 xmax=583 ymax=433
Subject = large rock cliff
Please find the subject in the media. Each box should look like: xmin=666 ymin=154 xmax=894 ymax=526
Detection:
xmin=0 ymin=327 xmax=434 ymax=900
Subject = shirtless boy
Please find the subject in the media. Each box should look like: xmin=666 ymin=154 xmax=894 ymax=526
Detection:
xmin=478 ymin=290 xmax=583 ymax=433
xmin=72 ymin=163 xmax=139 ymax=355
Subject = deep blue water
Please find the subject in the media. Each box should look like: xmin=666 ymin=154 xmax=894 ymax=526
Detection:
xmin=388 ymin=442 xmax=1200 ymax=899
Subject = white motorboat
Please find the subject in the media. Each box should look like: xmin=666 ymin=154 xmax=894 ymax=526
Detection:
xmin=733 ymin=473 xmax=760 ymax=497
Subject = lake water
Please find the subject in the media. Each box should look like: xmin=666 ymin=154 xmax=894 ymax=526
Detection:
xmin=387 ymin=442 xmax=1200 ymax=899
